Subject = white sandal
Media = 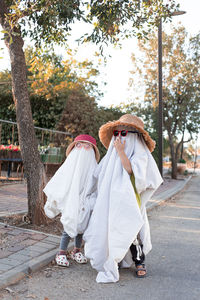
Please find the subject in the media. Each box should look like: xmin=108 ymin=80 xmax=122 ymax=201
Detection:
xmin=71 ymin=252 xmax=87 ymax=264
xmin=55 ymin=254 xmax=69 ymax=267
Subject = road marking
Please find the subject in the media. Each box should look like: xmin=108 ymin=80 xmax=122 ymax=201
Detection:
xmin=164 ymin=204 xmax=200 ymax=209
xmin=173 ymin=228 xmax=200 ymax=234
xmin=160 ymin=215 xmax=200 ymax=221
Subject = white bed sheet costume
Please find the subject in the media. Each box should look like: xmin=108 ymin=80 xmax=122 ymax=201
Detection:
xmin=43 ymin=135 xmax=99 ymax=238
xmin=84 ymin=114 xmax=163 ymax=283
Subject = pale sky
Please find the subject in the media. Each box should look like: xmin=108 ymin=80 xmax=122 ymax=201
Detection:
xmin=0 ymin=0 xmax=199 ymax=108
xmin=99 ymin=0 xmax=200 ymax=107
xmin=66 ymin=0 xmax=200 ymax=107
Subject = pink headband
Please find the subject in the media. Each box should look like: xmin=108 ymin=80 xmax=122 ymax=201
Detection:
xmin=74 ymin=134 xmax=97 ymax=147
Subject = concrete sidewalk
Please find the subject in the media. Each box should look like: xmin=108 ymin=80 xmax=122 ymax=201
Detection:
xmin=0 ymin=175 xmax=192 ymax=290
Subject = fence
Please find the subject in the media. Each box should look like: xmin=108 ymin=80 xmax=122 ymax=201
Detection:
xmin=0 ymin=119 xmax=72 ymax=146
xmin=0 ymin=119 xmax=73 ymax=179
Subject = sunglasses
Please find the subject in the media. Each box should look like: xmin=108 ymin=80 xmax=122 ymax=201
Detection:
xmin=75 ymin=142 xmax=92 ymax=150
xmin=113 ymin=130 xmax=140 ymax=137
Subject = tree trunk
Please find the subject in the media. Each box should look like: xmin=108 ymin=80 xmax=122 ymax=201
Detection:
xmin=180 ymin=132 xmax=184 ymax=160
xmin=168 ymin=130 xmax=184 ymax=180
xmin=0 ymin=1 xmax=48 ymax=224
xmin=168 ymin=131 xmax=177 ymax=179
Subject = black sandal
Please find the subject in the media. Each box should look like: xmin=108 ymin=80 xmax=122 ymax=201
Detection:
xmin=135 ymin=263 xmax=147 ymax=278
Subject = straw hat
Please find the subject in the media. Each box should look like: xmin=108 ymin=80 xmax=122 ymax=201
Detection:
xmin=66 ymin=134 xmax=100 ymax=162
xmin=99 ymin=114 xmax=155 ymax=152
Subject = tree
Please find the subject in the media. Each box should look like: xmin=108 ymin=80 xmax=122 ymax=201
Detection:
xmin=0 ymin=0 xmax=179 ymax=224
xmin=56 ymin=89 xmax=123 ymax=157
xmin=25 ymin=47 xmax=103 ymax=100
xmin=0 ymin=43 xmax=104 ymax=129
xmin=128 ymin=25 xmax=200 ymax=179
xmin=25 ymin=47 xmax=103 ymax=130
xmin=0 ymin=69 xmax=14 ymax=123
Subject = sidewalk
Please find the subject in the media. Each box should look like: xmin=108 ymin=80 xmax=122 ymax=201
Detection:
xmin=0 ymin=183 xmax=27 ymax=217
xmin=147 ymin=175 xmax=192 ymax=210
xmin=0 ymin=175 xmax=192 ymax=290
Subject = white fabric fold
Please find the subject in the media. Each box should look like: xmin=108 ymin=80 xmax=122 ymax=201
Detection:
xmin=84 ymin=134 xmax=163 ymax=283
xmin=130 ymin=136 xmax=163 ymax=254
xmin=43 ymin=147 xmax=97 ymax=237
xmin=130 ymin=137 xmax=163 ymax=206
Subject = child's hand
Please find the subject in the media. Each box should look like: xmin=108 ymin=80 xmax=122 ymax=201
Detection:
xmin=113 ymin=137 xmax=132 ymax=174
xmin=114 ymin=137 xmax=125 ymax=154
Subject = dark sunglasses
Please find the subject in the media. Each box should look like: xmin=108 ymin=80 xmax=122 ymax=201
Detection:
xmin=113 ymin=130 xmax=139 ymax=137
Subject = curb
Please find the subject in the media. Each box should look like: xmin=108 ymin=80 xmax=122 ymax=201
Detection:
xmin=0 ymin=248 xmax=58 ymax=290
xmin=0 ymin=222 xmax=65 ymax=240
xmin=147 ymin=175 xmax=192 ymax=211
xmin=0 ymin=211 xmax=27 ymax=218
xmin=0 ymin=224 xmax=73 ymax=290
xmin=0 ymin=181 xmax=24 ymax=185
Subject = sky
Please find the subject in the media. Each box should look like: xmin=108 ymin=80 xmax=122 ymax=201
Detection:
xmin=0 ymin=0 xmax=200 ymax=109
xmin=99 ymin=0 xmax=200 ymax=107
xmin=60 ymin=0 xmax=200 ymax=108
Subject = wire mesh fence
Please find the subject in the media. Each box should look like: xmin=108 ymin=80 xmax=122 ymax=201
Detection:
xmin=0 ymin=119 xmax=73 ymax=179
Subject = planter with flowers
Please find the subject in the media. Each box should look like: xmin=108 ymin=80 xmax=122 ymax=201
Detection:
xmin=0 ymin=144 xmax=21 ymax=159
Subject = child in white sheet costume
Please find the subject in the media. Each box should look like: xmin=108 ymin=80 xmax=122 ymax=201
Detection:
xmin=84 ymin=114 xmax=163 ymax=283
xmin=43 ymin=134 xmax=100 ymax=267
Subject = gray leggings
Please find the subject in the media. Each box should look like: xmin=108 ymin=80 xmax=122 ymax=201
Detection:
xmin=60 ymin=231 xmax=83 ymax=251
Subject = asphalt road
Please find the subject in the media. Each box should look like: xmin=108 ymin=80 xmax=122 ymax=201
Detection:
xmin=1 ymin=175 xmax=200 ymax=300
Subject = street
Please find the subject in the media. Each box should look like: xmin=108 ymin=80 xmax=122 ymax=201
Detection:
xmin=1 ymin=175 xmax=200 ymax=300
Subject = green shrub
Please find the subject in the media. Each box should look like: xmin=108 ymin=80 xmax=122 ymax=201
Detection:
xmin=179 ymin=158 xmax=186 ymax=163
